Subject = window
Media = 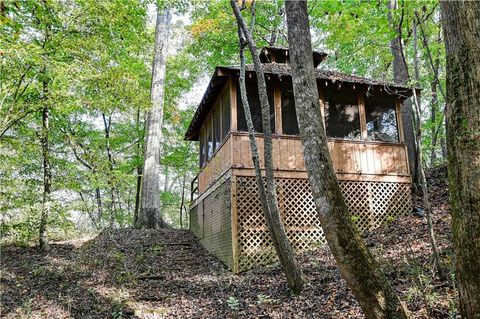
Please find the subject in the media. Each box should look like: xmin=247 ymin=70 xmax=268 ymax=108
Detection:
xmin=365 ymin=95 xmax=399 ymax=142
xmin=237 ymin=80 xmax=275 ymax=133
xmin=323 ymin=88 xmax=361 ymax=140
xmin=280 ymin=81 xmax=299 ymax=135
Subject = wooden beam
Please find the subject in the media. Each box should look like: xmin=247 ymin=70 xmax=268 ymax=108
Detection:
xmin=358 ymin=93 xmax=368 ymax=140
xmin=231 ymin=167 xmax=411 ymax=183
xmin=396 ymin=98 xmax=405 ymax=143
xmin=230 ymin=78 xmax=237 ymax=131
xmin=274 ymin=83 xmax=282 ymax=134
xmin=230 ymin=175 xmax=239 ymax=273
xmin=318 ymin=87 xmax=326 ymax=132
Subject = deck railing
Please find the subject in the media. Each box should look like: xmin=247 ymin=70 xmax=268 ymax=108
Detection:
xmin=196 ymin=132 xmax=410 ymax=193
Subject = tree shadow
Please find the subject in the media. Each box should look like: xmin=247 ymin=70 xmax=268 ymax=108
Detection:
xmin=0 ymin=243 xmax=134 ymax=319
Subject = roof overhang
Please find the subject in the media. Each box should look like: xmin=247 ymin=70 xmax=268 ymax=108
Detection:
xmin=184 ymin=64 xmax=419 ymax=141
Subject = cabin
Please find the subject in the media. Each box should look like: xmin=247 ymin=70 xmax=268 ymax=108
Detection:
xmin=185 ymin=47 xmax=415 ymax=273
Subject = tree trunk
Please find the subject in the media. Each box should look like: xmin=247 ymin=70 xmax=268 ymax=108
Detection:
xmin=136 ymin=6 xmax=171 ymax=229
xmin=440 ymin=2 xmax=480 ymax=317
xmin=133 ymin=109 xmax=143 ymax=226
xmin=95 ymin=187 xmax=103 ymax=227
xmin=411 ymin=91 xmax=444 ymax=279
xmin=285 ymin=1 xmax=408 ymax=317
xmin=412 ymin=18 xmax=444 ymax=279
xmin=79 ymin=192 xmax=98 ymax=229
xmin=387 ymin=0 xmax=417 ymax=184
xmin=134 ymin=166 xmax=142 ymax=226
xmin=179 ymin=174 xmax=186 ymax=229
xmin=102 ymin=113 xmax=118 ymax=228
xmin=39 ymin=100 xmax=51 ymax=251
xmin=430 ymin=72 xmax=439 ymax=167
xmin=415 ymin=12 xmax=446 ymax=167
xmin=440 ymin=135 xmax=447 ymax=161
xmin=231 ymin=0 xmax=303 ymax=294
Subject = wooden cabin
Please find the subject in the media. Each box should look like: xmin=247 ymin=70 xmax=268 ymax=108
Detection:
xmin=185 ymin=47 xmax=414 ymax=272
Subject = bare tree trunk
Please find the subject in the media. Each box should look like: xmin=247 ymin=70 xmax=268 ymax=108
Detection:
xmin=285 ymin=1 xmax=408 ymax=317
xmin=79 ymin=192 xmax=99 ymax=229
xmin=39 ymin=100 xmax=51 ymax=251
xmin=163 ymin=170 xmax=169 ymax=193
xmin=231 ymin=0 xmax=303 ymax=294
xmin=102 ymin=113 xmax=118 ymax=228
xmin=136 ymin=6 xmax=171 ymax=229
xmin=415 ymin=12 xmax=446 ymax=167
xmin=430 ymin=73 xmax=439 ymax=167
xmin=133 ymin=109 xmax=142 ymax=226
xmin=38 ymin=0 xmax=52 ymax=252
xmin=179 ymin=174 xmax=186 ymax=229
xmin=411 ymin=91 xmax=445 ymax=279
xmin=440 ymin=135 xmax=447 ymax=161
xmin=95 ymin=187 xmax=103 ymax=227
xmin=66 ymin=131 xmax=104 ymax=228
xmin=387 ymin=0 xmax=417 ymax=184
xmin=412 ymin=18 xmax=444 ymax=278
xmin=441 ymin=2 xmax=480 ymax=317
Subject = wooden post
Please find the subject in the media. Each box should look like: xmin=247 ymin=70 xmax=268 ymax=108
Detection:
xmin=274 ymin=83 xmax=282 ymax=134
xmin=358 ymin=93 xmax=368 ymax=140
xmin=230 ymin=78 xmax=237 ymax=131
xmin=396 ymin=98 xmax=410 ymax=175
xmin=230 ymin=175 xmax=239 ymax=273
xmin=318 ymin=86 xmax=326 ymax=133
xmin=395 ymin=98 xmax=405 ymax=142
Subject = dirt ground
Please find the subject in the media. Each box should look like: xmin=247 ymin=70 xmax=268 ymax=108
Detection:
xmin=0 ymin=166 xmax=457 ymax=318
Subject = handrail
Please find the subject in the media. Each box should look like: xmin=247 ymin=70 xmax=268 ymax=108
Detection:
xmin=190 ymin=173 xmax=199 ymax=202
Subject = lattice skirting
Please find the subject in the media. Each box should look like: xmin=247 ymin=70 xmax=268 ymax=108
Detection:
xmin=190 ymin=178 xmax=233 ymax=268
xmin=235 ymin=176 xmax=411 ymax=272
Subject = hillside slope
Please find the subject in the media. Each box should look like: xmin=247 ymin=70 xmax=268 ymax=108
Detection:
xmin=1 ymin=167 xmax=456 ymax=318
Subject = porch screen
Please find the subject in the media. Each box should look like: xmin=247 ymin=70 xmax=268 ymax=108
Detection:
xmin=222 ymin=89 xmax=230 ymax=138
xmin=237 ymin=80 xmax=275 ymax=133
xmin=280 ymin=81 xmax=300 ymax=135
xmin=365 ymin=95 xmax=399 ymax=142
xmin=207 ymin=119 xmax=213 ymax=159
xmin=199 ymin=129 xmax=206 ymax=168
xmin=323 ymin=88 xmax=361 ymax=140
xmin=213 ymin=102 xmax=222 ymax=150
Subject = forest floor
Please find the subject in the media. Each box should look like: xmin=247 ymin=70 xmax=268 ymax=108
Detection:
xmin=1 ymin=166 xmax=457 ymax=319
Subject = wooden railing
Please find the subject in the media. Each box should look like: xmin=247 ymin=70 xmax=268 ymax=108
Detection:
xmin=190 ymin=173 xmax=199 ymax=202
xmin=197 ymin=132 xmax=410 ymax=193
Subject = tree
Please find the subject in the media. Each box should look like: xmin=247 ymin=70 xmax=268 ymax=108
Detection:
xmin=136 ymin=6 xmax=172 ymax=229
xmin=37 ymin=0 xmax=57 ymax=251
xmin=231 ymin=0 xmax=303 ymax=294
xmin=440 ymin=1 xmax=480 ymax=317
xmin=411 ymin=16 xmax=444 ymax=278
xmin=285 ymin=1 xmax=408 ymax=317
xmin=387 ymin=0 xmax=417 ymax=183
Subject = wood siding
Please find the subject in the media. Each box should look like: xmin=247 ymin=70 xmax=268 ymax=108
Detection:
xmin=198 ymin=135 xmax=232 ymax=192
